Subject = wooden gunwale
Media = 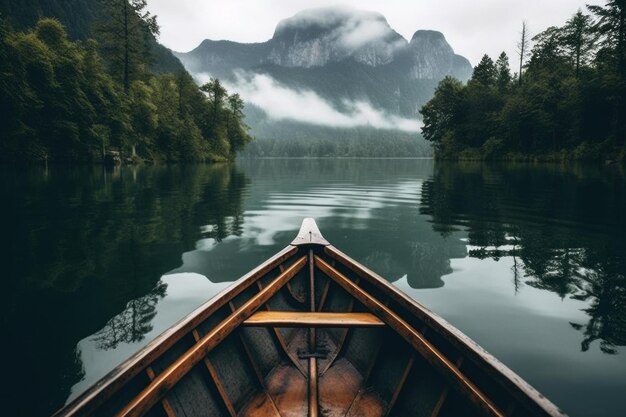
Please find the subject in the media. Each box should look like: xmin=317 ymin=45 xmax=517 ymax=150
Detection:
xmin=53 ymin=245 xmax=298 ymax=417
xmin=315 ymin=255 xmax=505 ymax=417
xmin=115 ymin=255 xmax=307 ymax=417
xmin=323 ymin=245 xmax=567 ymax=417
xmin=307 ymin=248 xmax=319 ymax=417
xmin=52 ymin=218 xmax=567 ymax=417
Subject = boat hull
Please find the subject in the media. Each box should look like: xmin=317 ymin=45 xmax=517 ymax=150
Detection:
xmin=53 ymin=219 xmax=566 ymax=417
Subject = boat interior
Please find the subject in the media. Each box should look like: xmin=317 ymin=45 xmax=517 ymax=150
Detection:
xmin=56 ymin=221 xmax=563 ymax=417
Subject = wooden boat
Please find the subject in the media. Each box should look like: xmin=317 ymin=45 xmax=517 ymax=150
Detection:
xmin=54 ymin=218 xmax=567 ymax=417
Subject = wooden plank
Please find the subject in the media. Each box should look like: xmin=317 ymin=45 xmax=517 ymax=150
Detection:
xmin=345 ymin=391 xmax=385 ymax=417
xmin=192 ymin=330 xmax=237 ymax=417
xmin=386 ymin=355 xmax=415 ymax=416
xmin=430 ymin=357 xmax=464 ymax=417
xmin=319 ymin=279 xmax=358 ymax=375
xmin=54 ymin=245 xmax=298 ymax=417
xmin=239 ymin=392 xmax=282 ymax=417
xmin=317 ymin=279 xmax=331 ymax=311
xmin=291 ymin=218 xmax=330 ymax=246
xmin=324 ymin=246 xmax=566 ymax=417
xmin=286 ymin=282 xmax=306 ymax=304
xmin=309 ymin=249 xmax=316 ymax=348
xmin=308 ymin=248 xmax=319 ymax=417
xmin=116 ymin=256 xmax=307 ymax=417
xmin=226 ymin=304 xmax=266 ymax=386
xmin=257 ymin=280 xmax=308 ymax=376
xmin=145 ymin=368 xmax=176 ymax=417
xmin=308 ymin=357 xmax=318 ymax=417
xmin=315 ymin=255 xmax=505 ymax=417
xmin=318 ymin=358 xmax=363 ymax=417
xmin=266 ymin=364 xmax=308 ymax=417
xmin=243 ymin=312 xmax=385 ymax=328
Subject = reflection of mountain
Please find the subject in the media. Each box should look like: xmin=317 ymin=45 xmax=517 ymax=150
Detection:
xmin=0 ymin=164 xmax=248 ymax=417
xmin=174 ymin=159 xmax=467 ymax=289
xmin=420 ymin=162 xmax=626 ymax=354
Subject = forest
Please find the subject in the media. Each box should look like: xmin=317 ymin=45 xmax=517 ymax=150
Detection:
xmin=0 ymin=0 xmax=251 ymax=162
xmin=241 ymin=127 xmax=432 ymax=158
xmin=421 ymin=1 xmax=626 ymax=162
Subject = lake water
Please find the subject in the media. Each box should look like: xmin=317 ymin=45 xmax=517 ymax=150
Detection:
xmin=2 ymin=159 xmax=625 ymax=417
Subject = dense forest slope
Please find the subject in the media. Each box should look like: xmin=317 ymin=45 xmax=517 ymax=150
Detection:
xmin=421 ymin=3 xmax=626 ymax=162
xmin=0 ymin=0 xmax=182 ymax=73
xmin=0 ymin=0 xmax=251 ymax=162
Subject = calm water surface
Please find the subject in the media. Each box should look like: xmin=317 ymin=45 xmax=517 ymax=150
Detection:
xmin=2 ymin=159 xmax=625 ymax=417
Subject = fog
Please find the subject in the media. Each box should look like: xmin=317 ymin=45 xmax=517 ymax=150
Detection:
xmin=196 ymin=71 xmax=421 ymax=132
xmin=277 ymin=7 xmax=407 ymax=50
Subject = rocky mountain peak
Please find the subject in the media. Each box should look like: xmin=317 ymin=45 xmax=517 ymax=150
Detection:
xmin=268 ymin=7 xmax=407 ymax=68
xmin=404 ymin=30 xmax=470 ymax=80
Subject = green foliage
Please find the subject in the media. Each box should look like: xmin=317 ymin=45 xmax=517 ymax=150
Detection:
xmin=241 ymin=126 xmax=431 ymax=158
xmin=0 ymin=8 xmax=251 ymax=162
xmin=95 ymin=0 xmax=158 ymax=93
xmin=420 ymin=2 xmax=626 ymax=161
xmin=495 ymin=52 xmax=512 ymax=92
xmin=471 ymin=55 xmax=497 ymax=87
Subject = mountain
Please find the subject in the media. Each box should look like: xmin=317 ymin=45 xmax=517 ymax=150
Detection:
xmin=178 ymin=8 xmax=470 ymax=81
xmin=175 ymin=7 xmax=471 ymax=155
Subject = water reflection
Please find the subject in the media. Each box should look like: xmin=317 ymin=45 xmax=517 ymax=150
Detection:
xmin=0 ymin=164 xmax=248 ymax=416
xmin=420 ymin=162 xmax=626 ymax=355
xmin=3 ymin=159 xmax=626 ymax=417
xmin=93 ymin=281 xmax=167 ymax=350
xmin=174 ymin=159 xmax=468 ymax=289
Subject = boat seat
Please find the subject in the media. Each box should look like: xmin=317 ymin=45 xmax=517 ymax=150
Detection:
xmin=243 ymin=311 xmax=385 ymax=328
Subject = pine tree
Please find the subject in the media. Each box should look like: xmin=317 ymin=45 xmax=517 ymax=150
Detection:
xmin=96 ymin=0 xmax=159 ymax=93
xmin=495 ymin=52 xmax=512 ymax=92
xmin=563 ymin=10 xmax=596 ymax=77
xmin=471 ymin=55 xmax=497 ymax=87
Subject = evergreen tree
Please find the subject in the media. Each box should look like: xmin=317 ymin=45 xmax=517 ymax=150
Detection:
xmin=495 ymin=52 xmax=512 ymax=91
xmin=563 ymin=10 xmax=596 ymax=77
xmin=96 ymin=0 xmax=159 ymax=93
xmin=419 ymin=76 xmax=464 ymax=149
xmin=588 ymin=0 xmax=626 ymax=79
xmin=471 ymin=55 xmax=497 ymax=87
xmin=226 ymin=93 xmax=252 ymax=155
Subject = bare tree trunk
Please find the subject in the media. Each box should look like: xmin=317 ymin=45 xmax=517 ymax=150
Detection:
xmin=517 ymin=22 xmax=528 ymax=85
xmin=123 ymin=0 xmax=129 ymax=94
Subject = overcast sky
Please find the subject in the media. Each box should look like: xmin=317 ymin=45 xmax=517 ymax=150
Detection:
xmin=146 ymin=0 xmax=603 ymax=66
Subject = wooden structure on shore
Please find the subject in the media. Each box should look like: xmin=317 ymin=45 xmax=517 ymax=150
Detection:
xmin=53 ymin=218 xmax=567 ymax=417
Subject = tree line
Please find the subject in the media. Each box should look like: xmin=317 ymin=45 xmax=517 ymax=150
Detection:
xmin=420 ymin=1 xmax=626 ymax=162
xmin=0 ymin=0 xmax=251 ymax=162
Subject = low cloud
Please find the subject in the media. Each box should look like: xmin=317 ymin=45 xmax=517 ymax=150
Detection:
xmin=339 ymin=13 xmax=395 ymax=48
xmin=196 ymin=71 xmax=421 ymax=132
xmin=277 ymin=6 xmax=407 ymax=53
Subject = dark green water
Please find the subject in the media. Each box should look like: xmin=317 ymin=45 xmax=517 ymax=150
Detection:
xmin=1 ymin=159 xmax=625 ymax=417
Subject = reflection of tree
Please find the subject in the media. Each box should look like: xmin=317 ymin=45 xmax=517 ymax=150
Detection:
xmin=420 ymin=161 xmax=626 ymax=354
xmin=196 ymin=165 xmax=247 ymax=243
xmin=1 ymin=163 xmax=249 ymax=416
xmin=570 ymin=257 xmax=626 ymax=354
xmin=94 ymin=281 xmax=167 ymax=350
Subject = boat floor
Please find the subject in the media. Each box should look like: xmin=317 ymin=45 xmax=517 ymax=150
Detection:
xmin=241 ymin=357 xmax=382 ymax=417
